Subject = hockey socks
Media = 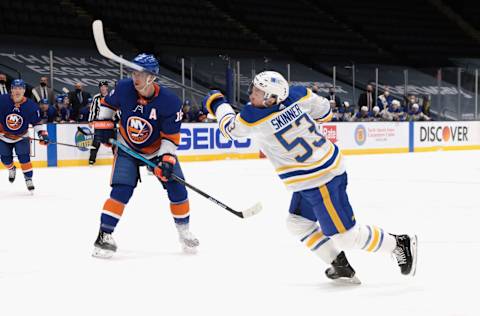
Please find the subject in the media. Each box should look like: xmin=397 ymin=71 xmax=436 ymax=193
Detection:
xmin=100 ymin=198 xmax=125 ymax=233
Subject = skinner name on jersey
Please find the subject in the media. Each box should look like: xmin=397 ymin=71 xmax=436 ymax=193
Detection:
xmin=270 ymin=104 xmax=303 ymax=130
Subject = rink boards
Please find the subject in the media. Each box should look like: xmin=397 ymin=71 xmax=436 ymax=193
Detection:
xmin=2 ymin=121 xmax=480 ymax=168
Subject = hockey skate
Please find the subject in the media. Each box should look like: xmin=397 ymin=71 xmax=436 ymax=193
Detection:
xmin=325 ymin=251 xmax=361 ymax=285
xmin=92 ymin=230 xmax=117 ymax=259
xmin=8 ymin=166 xmax=16 ymax=183
xmin=392 ymin=234 xmax=418 ymax=276
xmin=25 ymin=178 xmax=34 ymax=193
xmin=176 ymin=224 xmax=199 ymax=253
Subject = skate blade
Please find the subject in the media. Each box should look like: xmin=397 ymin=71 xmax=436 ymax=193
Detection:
xmin=331 ymin=275 xmax=362 ymax=285
xmin=181 ymin=243 xmax=199 ymax=254
xmin=92 ymin=247 xmax=115 ymax=259
xmin=409 ymin=235 xmax=418 ymax=277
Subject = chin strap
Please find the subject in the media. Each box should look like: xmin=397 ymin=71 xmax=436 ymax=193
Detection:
xmin=138 ymin=75 xmax=156 ymax=96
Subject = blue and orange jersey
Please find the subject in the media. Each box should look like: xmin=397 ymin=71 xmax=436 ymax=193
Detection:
xmin=101 ymin=79 xmax=182 ymax=155
xmin=0 ymin=94 xmax=41 ymax=141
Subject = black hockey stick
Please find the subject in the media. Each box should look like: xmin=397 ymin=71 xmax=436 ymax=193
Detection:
xmin=25 ymin=136 xmax=95 ymax=149
xmin=109 ymin=138 xmax=261 ymax=218
xmin=78 ymin=121 xmax=261 ymax=218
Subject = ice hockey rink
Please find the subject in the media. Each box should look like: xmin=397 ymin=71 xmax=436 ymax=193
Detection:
xmin=0 ymin=150 xmax=479 ymax=316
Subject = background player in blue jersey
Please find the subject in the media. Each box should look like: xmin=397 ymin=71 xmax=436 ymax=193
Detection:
xmin=0 ymin=79 xmax=49 ymax=193
xmin=202 ymin=71 xmax=417 ymax=284
xmin=91 ymin=54 xmax=199 ymax=258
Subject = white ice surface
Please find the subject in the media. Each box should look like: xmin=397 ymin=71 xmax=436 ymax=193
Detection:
xmin=1 ymin=151 xmax=479 ymax=316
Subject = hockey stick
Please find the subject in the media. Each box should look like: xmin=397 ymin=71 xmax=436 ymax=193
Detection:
xmin=28 ymin=137 xmax=95 ymax=149
xmin=92 ymin=20 xmax=207 ymax=98
xmin=106 ymin=136 xmax=262 ymax=219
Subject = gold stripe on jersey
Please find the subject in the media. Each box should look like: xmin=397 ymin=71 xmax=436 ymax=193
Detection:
xmin=282 ymin=151 xmax=342 ymax=185
xmin=238 ymin=89 xmax=312 ymax=127
xmin=315 ymin=110 xmax=333 ymax=123
xmin=275 ymin=142 xmax=334 ymax=173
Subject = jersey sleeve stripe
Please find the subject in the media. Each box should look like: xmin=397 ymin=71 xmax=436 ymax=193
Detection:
xmin=100 ymin=98 xmax=118 ymax=110
xmin=316 ymin=109 xmax=333 ymax=123
xmin=160 ymin=132 xmax=180 ymax=146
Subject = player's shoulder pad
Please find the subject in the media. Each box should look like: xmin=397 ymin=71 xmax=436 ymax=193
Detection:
xmin=283 ymin=86 xmax=311 ymax=107
xmin=239 ymin=102 xmax=278 ymax=126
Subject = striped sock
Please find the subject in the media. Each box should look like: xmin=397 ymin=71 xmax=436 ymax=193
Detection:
xmin=170 ymin=199 xmax=190 ymax=225
xmin=360 ymin=225 xmax=396 ymax=254
xmin=20 ymin=162 xmax=33 ymax=179
xmin=300 ymin=226 xmax=338 ymax=264
xmin=100 ymin=198 xmax=125 ymax=233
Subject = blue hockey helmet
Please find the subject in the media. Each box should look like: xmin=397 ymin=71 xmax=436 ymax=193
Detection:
xmin=11 ymin=79 xmax=26 ymax=89
xmin=40 ymin=98 xmax=49 ymax=104
xmin=131 ymin=53 xmax=159 ymax=75
xmin=56 ymin=95 xmax=65 ymax=103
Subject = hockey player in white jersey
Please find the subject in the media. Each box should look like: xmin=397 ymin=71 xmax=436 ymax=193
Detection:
xmin=202 ymin=71 xmax=417 ymax=283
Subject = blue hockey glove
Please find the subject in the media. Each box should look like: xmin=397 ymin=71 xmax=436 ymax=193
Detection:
xmin=202 ymin=90 xmax=227 ymax=116
xmin=93 ymin=120 xmax=115 ymax=146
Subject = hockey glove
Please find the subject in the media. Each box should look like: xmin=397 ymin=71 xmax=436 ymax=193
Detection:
xmin=93 ymin=120 xmax=115 ymax=146
xmin=202 ymin=90 xmax=227 ymax=117
xmin=153 ymin=154 xmax=177 ymax=182
xmin=37 ymin=130 xmax=49 ymax=145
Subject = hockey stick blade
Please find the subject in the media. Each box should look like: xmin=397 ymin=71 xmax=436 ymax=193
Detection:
xmin=92 ymin=20 xmax=144 ymax=73
xmin=241 ymin=202 xmax=262 ymax=218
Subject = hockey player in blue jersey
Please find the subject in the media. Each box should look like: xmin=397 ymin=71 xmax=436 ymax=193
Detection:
xmin=202 ymin=71 xmax=417 ymax=284
xmin=0 ymin=79 xmax=49 ymax=192
xmin=91 ymin=54 xmax=199 ymax=258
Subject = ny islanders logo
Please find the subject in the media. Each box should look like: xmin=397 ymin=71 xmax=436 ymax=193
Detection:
xmin=127 ymin=116 xmax=153 ymax=144
xmin=6 ymin=113 xmax=23 ymax=131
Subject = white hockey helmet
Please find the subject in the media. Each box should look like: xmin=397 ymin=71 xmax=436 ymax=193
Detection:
xmin=249 ymin=71 xmax=289 ymax=105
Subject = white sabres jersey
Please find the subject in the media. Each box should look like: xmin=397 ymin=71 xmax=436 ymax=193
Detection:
xmin=214 ymin=86 xmax=345 ymax=192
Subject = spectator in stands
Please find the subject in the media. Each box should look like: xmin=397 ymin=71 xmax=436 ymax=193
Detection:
xmin=358 ymin=84 xmax=375 ymax=111
xmin=381 ymin=99 xmax=406 ymax=121
xmin=405 ymin=95 xmax=418 ymax=113
xmin=371 ymin=106 xmax=383 ymax=121
xmin=324 ymin=86 xmax=341 ymax=108
xmin=78 ymin=98 xmax=92 ymax=122
xmin=55 ymin=95 xmax=72 ymax=123
xmin=408 ymin=103 xmax=431 ymax=121
xmin=352 ymin=106 xmax=372 ymax=122
xmin=0 ymin=73 xmax=9 ymax=95
xmin=68 ymin=82 xmax=91 ymax=121
xmin=310 ymin=83 xmax=320 ymax=95
xmin=377 ymin=87 xmax=393 ymax=111
xmin=195 ymin=107 xmax=208 ymax=122
xmin=331 ymin=99 xmax=342 ymax=122
xmin=39 ymin=98 xmax=57 ymax=124
xmin=338 ymin=101 xmax=355 ymax=122
xmin=182 ymin=100 xmax=195 ymax=122
xmin=32 ymin=76 xmax=54 ymax=104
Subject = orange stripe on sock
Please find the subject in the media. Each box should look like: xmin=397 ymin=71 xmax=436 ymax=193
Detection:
xmin=170 ymin=200 xmax=190 ymax=216
xmin=20 ymin=162 xmax=32 ymax=171
xmin=103 ymin=198 xmax=125 ymax=217
xmin=3 ymin=163 xmax=14 ymax=169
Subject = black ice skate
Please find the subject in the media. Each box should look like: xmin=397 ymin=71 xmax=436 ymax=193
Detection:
xmin=92 ymin=230 xmax=117 ymax=259
xmin=8 ymin=166 xmax=16 ymax=183
xmin=325 ymin=251 xmax=361 ymax=285
xmin=25 ymin=178 xmax=34 ymax=193
xmin=392 ymin=234 xmax=417 ymax=276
